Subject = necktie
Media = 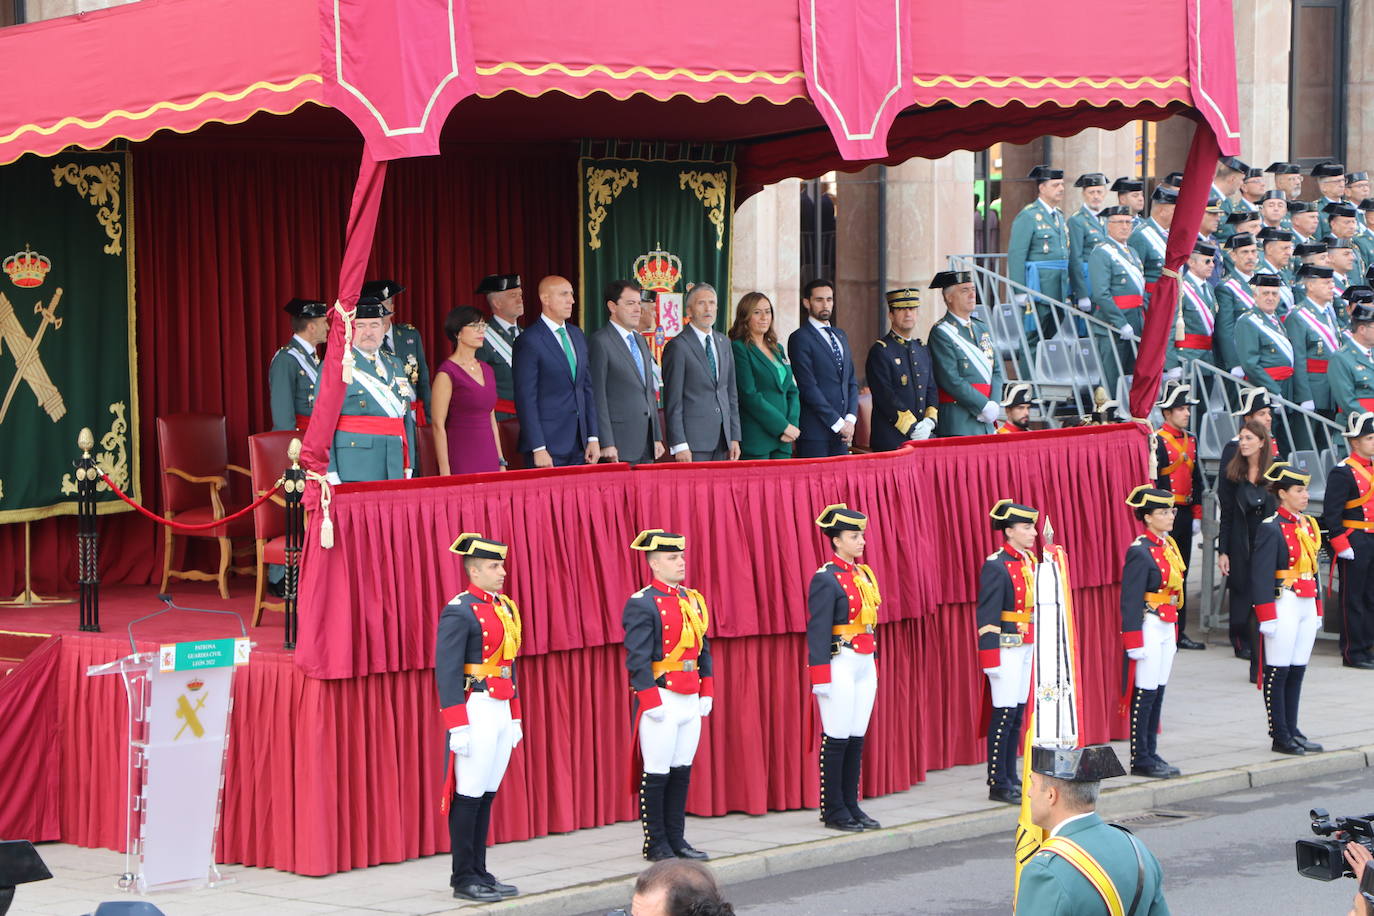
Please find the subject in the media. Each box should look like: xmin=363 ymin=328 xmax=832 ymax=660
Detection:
xmin=824 ymin=327 xmax=843 ymax=370
xmin=627 ymin=330 xmax=647 ymax=382
xmin=509 ymin=323 xmax=520 ymax=340
xmin=556 ymin=326 xmax=577 ymax=376
xmin=704 ymin=332 xmax=717 ymax=381
xmin=382 ymin=334 xmax=394 ymax=355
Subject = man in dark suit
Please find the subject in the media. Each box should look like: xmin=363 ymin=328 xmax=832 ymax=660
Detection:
xmin=788 ymin=278 xmax=859 ymax=457
xmin=512 ymin=275 xmax=600 ymax=467
xmin=663 ymin=283 xmax=741 ymax=462
xmin=590 ymin=279 xmax=664 ymax=465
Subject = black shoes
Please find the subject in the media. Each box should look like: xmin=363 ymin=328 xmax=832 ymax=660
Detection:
xmin=1272 ymin=737 xmax=1306 ymax=755
xmin=989 ymin=786 xmax=1021 ymax=805
xmin=1130 ymin=761 xmax=1177 ymax=779
xmin=672 ymin=844 xmax=710 ymax=860
xmin=453 ymin=882 xmax=503 ymax=902
xmin=1177 ymin=635 xmax=1206 ymax=650
xmin=823 ymin=815 xmax=865 ymax=832
xmin=1343 ymin=657 xmax=1374 ymax=669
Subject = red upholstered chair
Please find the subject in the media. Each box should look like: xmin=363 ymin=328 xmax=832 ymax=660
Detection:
xmin=852 ymin=389 xmax=873 ymax=453
xmin=497 ymin=418 xmax=523 ymax=470
xmin=248 ymin=430 xmax=299 ymax=626
xmin=156 ymin=413 xmax=255 ymax=599
xmin=415 ymin=427 xmax=439 ymax=478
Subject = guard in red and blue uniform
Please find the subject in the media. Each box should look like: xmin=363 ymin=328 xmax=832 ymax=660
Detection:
xmin=436 ymin=533 xmax=524 ymax=903
xmin=808 ymin=504 xmax=883 ymax=832
xmin=1120 ymin=487 xmax=1185 ymax=779
xmin=1153 ymin=381 xmax=1207 ymax=651
xmin=1321 ymin=411 xmax=1374 ymax=670
xmin=978 ymin=499 xmax=1038 ymax=804
xmin=1251 ymin=462 xmax=1326 ymax=755
xmin=623 ymin=529 xmax=714 ymax=862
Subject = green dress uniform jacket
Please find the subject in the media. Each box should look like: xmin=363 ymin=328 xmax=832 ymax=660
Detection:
xmin=268 ymin=336 xmax=319 ymax=431
xmin=864 ymin=330 xmax=938 ymax=451
xmin=1214 ymin=271 xmax=1256 ymax=370
xmin=1316 ymin=196 xmax=1344 ymax=240
xmin=1328 ymin=342 xmax=1374 ymax=418
xmin=1353 ymin=229 xmax=1374 ymax=278
xmin=1256 ymin=258 xmax=1294 ymax=317
xmin=476 ymin=319 xmax=519 ymax=418
xmin=1008 ymin=199 xmax=1070 ymax=303
xmin=1287 ymin=299 xmax=1344 ymax=410
xmin=384 ymin=322 xmax=431 ymax=422
xmin=330 ymin=348 xmax=418 ymax=483
xmin=730 ymin=338 xmax=800 ymax=459
xmin=1127 ymin=218 xmax=1169 ymax=300
xmin=1016 ymin=813 xmax=1170 ymax=915
xmin=1167 ymin=274 xmax=1217 ymax=371
xmin=1088 ymin=239 xmax=1147 ymax=335
xmin=1067 ymin=206 xmax=1105 ymax=302
xmin=930 ymin=314 xmax=1001 ymax=437
xmin=1235 ymin=309 xmax=1296 ymax=400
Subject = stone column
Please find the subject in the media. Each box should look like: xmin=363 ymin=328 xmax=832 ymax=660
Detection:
xmin=834 ymin=166 xmax=881 ymax=356
xmin=1348 ymin=0 xmax=1374 ymax=169
xmin=731 ymin=177 xmax=802 ymax=342
xmin=1233 ymin=0 xmax=1292 ymax=169
xmin=1050 ymin=125 xmax=1139 ymax=210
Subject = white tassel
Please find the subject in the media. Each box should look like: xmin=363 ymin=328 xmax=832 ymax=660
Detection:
xmin=319 ymin=516 xmax=334 ymax=550
xmin=336 ymin=300 xmax=357 ymax=384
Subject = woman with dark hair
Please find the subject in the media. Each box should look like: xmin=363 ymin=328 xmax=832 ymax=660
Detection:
xmin=1217 ymin=419 xmax=1276 ymax=671
xmin=431 ymin=306 xmax=503 ymax=475
xmin=728 ymin=292 xmax=800 ymax=459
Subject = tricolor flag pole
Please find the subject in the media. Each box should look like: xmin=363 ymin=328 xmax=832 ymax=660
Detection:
xmin=1013 ymin=516 xmax=1081 ymax=910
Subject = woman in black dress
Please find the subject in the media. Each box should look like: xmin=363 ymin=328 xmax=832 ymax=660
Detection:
xmin=1216 ymin=419 xmax=1277 ymax=677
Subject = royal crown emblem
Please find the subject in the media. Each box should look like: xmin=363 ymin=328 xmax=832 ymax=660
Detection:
xmin=186 ymin=678 xmax=205 ymax=691
xmin=4 ymin=245 xmax=51 ymax=288
xmin=633 ymin=245 xmax=683 ymax=293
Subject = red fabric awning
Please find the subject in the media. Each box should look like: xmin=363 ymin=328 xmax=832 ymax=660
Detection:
xmin=0 ymin=0 xmax=1239 ymax=166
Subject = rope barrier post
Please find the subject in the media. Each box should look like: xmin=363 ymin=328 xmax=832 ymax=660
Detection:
xmin=75 ymin=427 xmax=101 ymax=632
xmin=283 ymin=438 xmax=305 ymax=650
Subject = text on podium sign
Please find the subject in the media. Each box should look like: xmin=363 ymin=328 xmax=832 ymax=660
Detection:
xmin=158 ymin=638 xmax=251 ymax=673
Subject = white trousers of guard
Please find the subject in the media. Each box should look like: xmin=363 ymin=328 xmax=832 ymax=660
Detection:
xmin=1134 ymin=614 xmax=1178 ymax=689
xmin=817 ymin=646 xmax=878 ymax=738
xmin=640 ymin=690 xmax=701 ymax=774
xmin=1264 ymin=591 xmax=1321 ymax=667
xmin=986 ymin=643 xmax=1034 ymax=708
xmin=456 ymin=692 xmax=514 ymax=797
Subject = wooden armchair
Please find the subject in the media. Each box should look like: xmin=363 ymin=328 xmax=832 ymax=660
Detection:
xmin=247 ymin=430 xmax=299 ymax=626
xmin=156 ymin=413 xmax=254 ymax=599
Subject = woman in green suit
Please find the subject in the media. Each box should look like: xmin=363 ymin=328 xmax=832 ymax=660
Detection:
xmin=729 ymin=292 xmax=801 ymax=459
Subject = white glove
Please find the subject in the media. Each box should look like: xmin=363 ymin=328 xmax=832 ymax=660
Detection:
xmin=1117 ymin=325 xmax=1137 ymax=342
xmin=983 ymin=666 xmax=1002 ymax=678
xmin=910 ymin=417 xmax=936 ymax=441
xmin=1126 ymin=646 xmax=1147 ymax=661
xmin=699 ymin=696 xmax=713 ymax=718
xmin=978 ymin=400 xmax=1000 ymax=424
xmin=1014 ymin=293 xmax=1029 ymax=307
xmin=1259 ymin=619 xmax=1278 ymax=637
xmin=1192 ymin=519 xmax=1201 ymax=537
xmin=812 ymin=683 xmax=831 ymax=698
xmin=1271 ymin=404 xmax=1285 ymax=416
xmin=1230 ymin=366 xmax=1245 ymax=379
xmin=448 ymin=725 xmax=471 ymax=757
xmin=1300 ymin=400 xmax=1315 ymax=411
xmin=645 ymin=705 xmax=666 ymax=722
xmin=1339 ymin=547 xmax=1356 ymax=560
xmin=510 ymin=720 xmax=523 ymax=748
xmin=1165 ymin=366 xmax=1183 ymax=381
xmin=1076 ymin=297 xmax=1092 ymax=311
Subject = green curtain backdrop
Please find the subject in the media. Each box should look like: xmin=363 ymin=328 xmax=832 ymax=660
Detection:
xmin=578 ymin=156 xmax=734 ymax=337
xmin=0 ymin=151 xmax=138 ymax=522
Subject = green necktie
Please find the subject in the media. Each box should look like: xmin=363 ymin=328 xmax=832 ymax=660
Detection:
xmin=556 ymin=325 xmax=577 ymax=376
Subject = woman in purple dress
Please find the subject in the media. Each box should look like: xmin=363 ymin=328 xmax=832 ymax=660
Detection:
xmin=431 ymin=306 xmax=505 ymax=475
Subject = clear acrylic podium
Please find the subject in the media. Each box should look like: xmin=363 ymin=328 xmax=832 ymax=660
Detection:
xmin=87 ymin=600 xmax=252 ymax=894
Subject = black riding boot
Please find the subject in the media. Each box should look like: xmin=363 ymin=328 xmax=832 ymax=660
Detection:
xmin=475 ymin=791 xmax=516 ymax=896
xmin=986 ymin=707 xmax=1019 ymax=803
xmin=1285 ymin=665 xmax=1322 ymax=752
xmin=664 ymin=765 xmax=708 ymax=858
xmin=820 ymin=735 xmax=860 ymax=830
xmin=842 ymin=735 xmax=880 ymax=828
xmin=1147 ymin=685 xmax=1180 ymax=776
xmin=450 ymin=794 xmax=501 ymax=901
xmin=1264 ymin=665 xmax=1303 ymax=754
xmin=640 ymin=772 xmax=675 ymax=860
xmin=1129 ymin=688 xmax=1170 ymax=778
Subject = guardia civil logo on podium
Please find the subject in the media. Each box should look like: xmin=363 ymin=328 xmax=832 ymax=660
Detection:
xmin=0 ymin=151 xmax=139 ymax=521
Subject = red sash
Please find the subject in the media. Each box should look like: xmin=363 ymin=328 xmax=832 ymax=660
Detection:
xmin=336 ymin=416 xmax=410 ymax=469
xmin=938 ymin=382 xmax=990 ymax=405
xmin=1360 ymin=398 xmax=1374 ymax=412
xmin=495 ymin=398 xmax=516 ymax=415
xmin=1178 ymin=334 xmax=1212 ymax=350
xmin=1306 ymin=359 xmax=1329 ymax=373
xmin=411 ymin=401 xmax=428 ymax=427
xmin=1264 ymin=366 xmax=1294 ymax=380
xmin=295 ymin=415 xmax=310 ymax=431
xmin=1114 ymin=294 xmax=1144 ymax=310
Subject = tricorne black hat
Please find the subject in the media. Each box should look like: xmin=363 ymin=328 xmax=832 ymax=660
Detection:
xmin=1031 ymin=744 xmax=1127 ymax=782
xmin=1028 ymin=165 xmax=1064 ymax=182
xmin=815 ymin=504 xmax=868 ymax=532
xmin=1111 ymin=177 xmax=1144 ymax=193
xmin=630 ymin=529 xmax=687 ymax=553
xmin=284 ymin=297 xmax=329 ymax=319
xmin=1074 ymin=172 xmax=1108 ymax=188
xmin=1264 ymin=461 xmax=1310 ymax=490
xmin=929 ymin=270 xmax=973 ymax=290
xmin=450 ymin=532 xmax=509 ymax=560
xmin=1151 ymin=186 xmax=1179 ymax=204
xmin=1125 ymin=485 xmax=1175 ymax=511
xmin=989 ymin=498 xmax=1038 ymax=530
xmin=1232 ymin=386 xmax=1272 ymax=416
xmin=1344 ymin=411 xmax=1374 ymax=440
xmin=1155 ymin=381 xmax=1198 ymax=410
xmin=1000 ymin=382 xmax=1033 ymax=408
xmin=475 ymin=274 xmax=521 ymax=295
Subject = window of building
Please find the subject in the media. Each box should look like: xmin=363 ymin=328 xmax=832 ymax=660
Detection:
xmin=1289 ymin=0 xmax=1348 ymax=165
xmin=0 ymin=0 xmax=25 ymax=27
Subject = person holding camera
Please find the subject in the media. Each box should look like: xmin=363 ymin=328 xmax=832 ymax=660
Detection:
xmin=1345 ymin=842 xmax=1374 ymax=916
xmin=1250 ymin=462 xmax=1325 ymax=755
xmin=624 ymin=529 xmax=714 ymax=862
xmin=978 ymin=499 xmax=1040 ymax=804
xmin=435 ymin=533 xmax=524 ymax=902
xmin=808 ymin=504 xmax=883 ymax=831
xmin=1120 ymin=486 xmax=1187 ymax=779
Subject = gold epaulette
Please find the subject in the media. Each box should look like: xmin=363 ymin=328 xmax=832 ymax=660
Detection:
xmin=876 ymin=338 xmax=887 ymax=348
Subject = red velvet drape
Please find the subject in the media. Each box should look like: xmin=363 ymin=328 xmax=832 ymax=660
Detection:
xmin=0 ymin=635 xmax=62 ymax=840
xmin=0 ymin=139 xmax=578 ymax=595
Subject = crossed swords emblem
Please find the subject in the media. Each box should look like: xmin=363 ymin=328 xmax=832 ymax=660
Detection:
xmin=174 ymin=691 xmax=208 ymax=740
xmin=0 ymin=288 xmax=66 ymax=424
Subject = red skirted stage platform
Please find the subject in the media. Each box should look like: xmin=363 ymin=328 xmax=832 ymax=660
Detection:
xmin=1 ymin=425 xmax=1145 ymax=876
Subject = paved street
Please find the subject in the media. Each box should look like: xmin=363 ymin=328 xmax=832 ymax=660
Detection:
xmin=717 ymin=770 xmax=1374 ymax=915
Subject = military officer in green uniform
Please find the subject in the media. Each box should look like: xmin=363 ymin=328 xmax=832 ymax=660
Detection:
xmin=1217 ymin=211 xmax=1260 ymax=278
xmin=1288 ymin=200 xmax=1320 ymax=245
xmin=1236 ymin=274 xmax=1296 ymax=405
xmin=1325 ymin=202 xmax=1367 ymax=280
xmin=474 ymin=273 xmax=524 ymax=419
xmin=1167 ymin=242 xmax=1219 ymax=379
xmin=1213 ymin=155 xmax=1249 ymax=213
xmin=1089 ymin=206 xmax=1146 ymax=394
xmin=1289 ymin=240 xmax=1330 ymax=310
xmin=1329 ymin=291 xmax=1374 ymax=420
xmin=1017 ymin=744 xmax=1169 ymax=915
xmin=1128 ymin=186 xmax=1176 ymax=304
xmin=1258 ymin=190 xmax=1289 ymax=232
xmin=1326 ymin=236 xmax=1358 ymax=302
xmin=1313 ymin=161 xmax=1348 ymax=238
xmin=1199 ymin=199 xmax=1227 ymax=284
xmin=929 ymin=270 xmax=1001 ymax=437
xmin=1288 ymin=264 xmax=1343 ymax=423
xmin=1216 ymin=233 xmax=1260 ymax=373
xmin=1008 ymin=165 xmax=1069 ymax=340
xmin=1068 ymin=172 xmax=1108 ymax=307
xmin=1355 ymin=200 xmax=1374 ymax=271
xmin=1111 ymin=177 xmax=1145 ymax=226
xmin=1346 ymin=171 xmax=1370 ymax=206
xmin=1256 ymin=227 xmax=1296 ymax=316
xmin=363 ymin=279 xmax=431 ymax=426
xmin=865 ymin=287 xmax=938 ymax=449
xmin=328 ymin=295 xmax=419 ymax=484
xmin=269 ymin=297 xmax=329 ymax=431
xmin=1266 ymin=160 xmax=1304 ymax=200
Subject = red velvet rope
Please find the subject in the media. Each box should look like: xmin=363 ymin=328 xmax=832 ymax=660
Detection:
xmin=99 ymin=472 xmax=281 ymax=530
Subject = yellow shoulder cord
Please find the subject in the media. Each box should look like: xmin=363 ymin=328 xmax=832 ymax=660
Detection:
xmin=1036 ymin=837 xmax=1126 ymax=916
xmin=854 ymin=564 xmax=882 ymax=626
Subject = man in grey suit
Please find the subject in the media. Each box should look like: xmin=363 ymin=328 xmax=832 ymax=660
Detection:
xmin=589 ymin=279 xmax=665 ymax=465
xmin=663 ymin=283 xmax=741 ymax=462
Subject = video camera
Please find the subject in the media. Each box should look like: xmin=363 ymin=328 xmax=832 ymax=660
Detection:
xmin=1296 ymin=808 xmax=1374 ymax=880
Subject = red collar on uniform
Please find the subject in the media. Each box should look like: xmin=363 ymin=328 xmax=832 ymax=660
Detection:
xmin=650 ymin=578 xmax=683 ymax=596
xmin=1141 ymin=529 xmax=1167 ymax=547
xmin=1002 ymin=542 xmax=1032 ymax=562
xmin=1163 ymin=423 xmax=1188 ymax=438
xmin=1352 ymin=453 xmax=1374 ymax=470
xmin=830 ymin=555 xmax=857 ymax=572
xmin=1277 ymin=508 xmax=1300 ymax=524
xmin=466 ymin=584 xmax=497 ymax=603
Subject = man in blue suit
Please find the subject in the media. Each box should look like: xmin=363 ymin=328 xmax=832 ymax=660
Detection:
xmin=512 ymin=275 xmax=600 ymax=467
xmin=787 ymin=278 xmax=860 ymax=457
